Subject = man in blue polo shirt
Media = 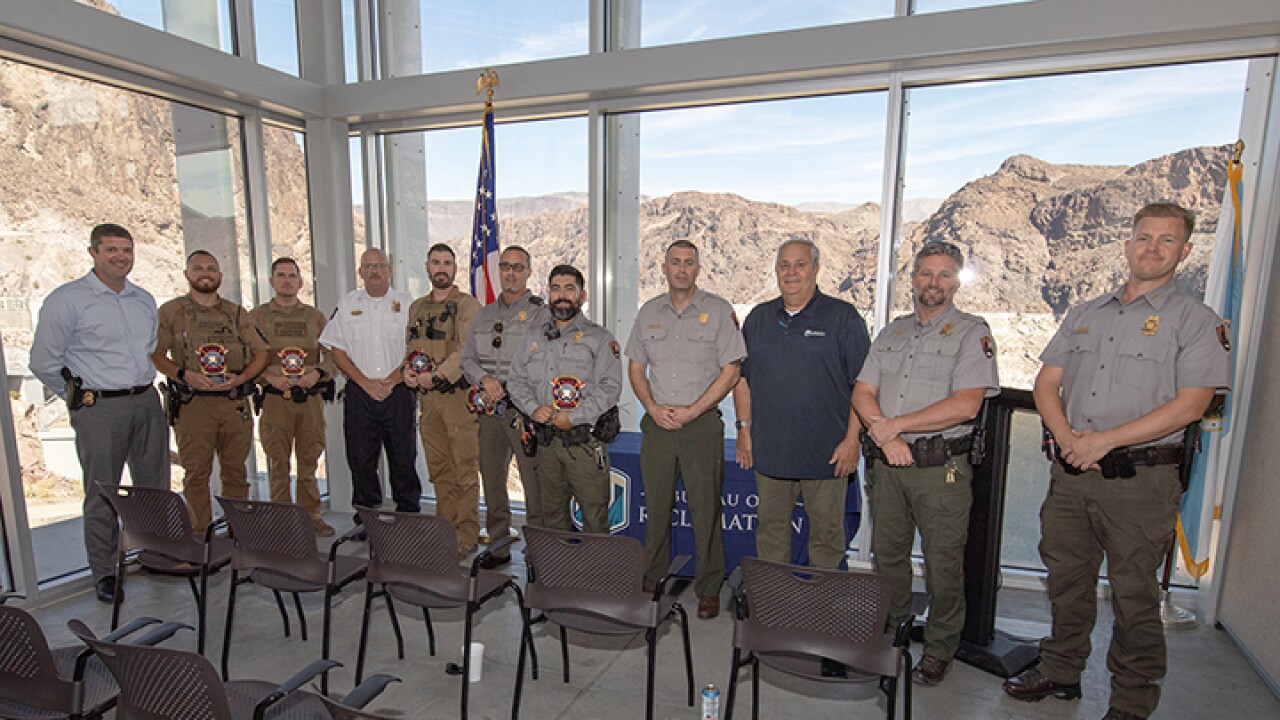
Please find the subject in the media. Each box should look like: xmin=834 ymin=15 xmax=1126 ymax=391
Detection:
xmin=733 ymin=238 xmax=870 ymax=568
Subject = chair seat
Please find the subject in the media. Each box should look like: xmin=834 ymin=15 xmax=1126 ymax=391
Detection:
xmin=755 ymin=651 xmax=882 ymax=684
xmin=225 ymin=680 xmax=331 ymax=720
xmin=249 ymin=554 xmax=368 ymax=593
xmin=383 ymin=569 xmax=512 ymax=610
xmin=138 ymin=536 xmax=233 ymax=575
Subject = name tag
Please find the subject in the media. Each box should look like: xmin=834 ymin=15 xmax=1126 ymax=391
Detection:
xmin=803 ymin=329 xmax=826 ymax=338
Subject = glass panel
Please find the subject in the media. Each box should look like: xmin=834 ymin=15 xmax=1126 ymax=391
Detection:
xmin=632 ymin=93 xmax=888 ymax=434
xmin=412 ymin=1 xmax=589 ymax=74
xmin=1002 ymin=408 xmax=1051 ymax=570
xmin=912 ymin=0 xmax=1029 ymax=14
xmin=253 ymin=0 xmax=301 ymax=75
xmin=343 ymin=0 xmax=361 ymax=83
xmin=79 ymin=0 xmax=235 ymax=53
xmin=897 ymin=61 xmax=1249 ymax=578
xmin=639 ymin=0 xmax=893 ymax=48
xmin=0 ymin=55 xmax=254 ymax=583
xmin=350 ymin=136 xmax=368 ymax=257
xmin=382 ymin=116 xmax=587 ymax=507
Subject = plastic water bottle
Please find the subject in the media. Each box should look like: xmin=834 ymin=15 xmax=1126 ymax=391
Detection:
xmin=701 ymin=683 xmax=721 ymax=720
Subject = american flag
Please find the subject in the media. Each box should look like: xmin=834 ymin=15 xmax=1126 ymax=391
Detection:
xmin=469 ymin=106 xmax=499 ymax=305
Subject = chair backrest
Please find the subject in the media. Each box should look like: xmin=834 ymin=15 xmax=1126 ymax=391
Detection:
xmin=104 ymin=485 xmax=203 ymax=564
xmin=736 ymin=557 xmax=897 ymax=676
xmin=217 ymin=497 xmax=327 ymax=584
xmin=75 ymin=631 xmax=235 ymax=720
xmin=522 ymin=526 xmax=654 ymax=628
xmin=357 ymin=507 xmax=465 ymax=594
xmin=0 ymin=604 xmax=76 ymax=714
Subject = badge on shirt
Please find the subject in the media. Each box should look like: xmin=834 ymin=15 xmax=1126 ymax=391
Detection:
xmin=1217 ymin=322 xmax=1232 ymax=352
xmin=392 ymin=301 xmax=401 ymax=313
xmin=1073 ymin=327 xmax=1090 ymax=334
xmin=551 ymin=375 xmax=585 ymax=410
xmin=940 ymin=323 xmax=953 ymax=337
xmin=351 ymin=310 xmax=363 ymax=316
xmin=518 ymin=310 xmax=527 ymax=322
xmin=279 ymin=347 xmax=307 ymax=376
xmin=803 ymin=329 xmax=826 ymax=337
xmin=574 ymin=331 xmax=584 ymax=343
xmin=981 ymin=335 xmax=995 ymax=359
xmin=699 ymin=312 xmax=709 ymax=325
xmin=1141 ymin=315 xmax=1160 ymax=336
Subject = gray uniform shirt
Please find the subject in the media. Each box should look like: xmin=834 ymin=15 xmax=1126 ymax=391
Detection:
xmin=859 ymin=305 xmax=1000 ymax=441
xmin=1040 ymin=282 xmax=1231 ymax=446
xmin=461 ymin=291 xmax=550 ymax=386
xmin=624 ymin=288 xmax=746 ymax=406
xmin=508 ymin=314 xmax=623 ymax=427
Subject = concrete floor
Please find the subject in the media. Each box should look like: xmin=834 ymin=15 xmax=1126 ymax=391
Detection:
xmin=18 ymin=514 xmax=1280 ymax=720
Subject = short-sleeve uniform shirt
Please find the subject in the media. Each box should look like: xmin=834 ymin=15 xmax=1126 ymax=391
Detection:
xmin=1040 ymin=282 xmax=1231 ymax=446
xmin=858 ymin=305 xmax=1000 ymax=441
xmin=318 ymin=288 xmax=413 ymax=380
xmin=625 ymin=288 xmax=746 ymax=406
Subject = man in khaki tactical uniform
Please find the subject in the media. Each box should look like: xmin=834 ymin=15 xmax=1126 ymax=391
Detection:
xmin=508 ymin=264 xmax=623 ymax=534
xmin=153 ymin=250 xmax=270 ymax=534
xmin=460 ymin=246 xmax=548 ymax=568
xmin=251 ymin=258 xmax=337 ymax=536
xmin=853 ymin=241 xmax=999 ymax=686
xmin=404 ymin=243 xmax=482 ymax=556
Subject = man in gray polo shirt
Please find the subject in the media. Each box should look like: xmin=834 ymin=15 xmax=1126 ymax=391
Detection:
xmin=627 ymin=240 xmax=746 ymax=619
xmin=1003 ymin=202 xmax=1231 ymax=720
xmin=853 ymin=241 xmax=999 ymax=686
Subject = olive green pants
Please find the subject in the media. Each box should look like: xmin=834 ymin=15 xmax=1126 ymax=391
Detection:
xmin=755 ymin=472 xmax=847 ymax=569
xmin=640 ymin=411 xmax=725 ymax=599
xmin=537 ymin=436 xmax=610 ymax=534
xmin=867 ymin=457 xmax=973 ymax=662
xmin=1038 ymin=463 xmax=1180 ymax=719
xmin=478 ymin=406 xmax=542 ymax=555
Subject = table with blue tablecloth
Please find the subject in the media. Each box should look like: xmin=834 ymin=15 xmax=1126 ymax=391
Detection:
xmin=585 ymin=431 xmax=860 ymax=580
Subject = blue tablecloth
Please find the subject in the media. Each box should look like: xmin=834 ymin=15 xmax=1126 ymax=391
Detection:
xmin=586 ymin=431 xmax=860 ymax=579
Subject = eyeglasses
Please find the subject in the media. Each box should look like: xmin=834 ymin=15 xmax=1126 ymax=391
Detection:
xmin=491 ymin=322 xmax=504 ymax=348
xmin=360 ymin=262 xmax=390 ymax=270
xmin=498 ymin=262 xmax=527 ymax=272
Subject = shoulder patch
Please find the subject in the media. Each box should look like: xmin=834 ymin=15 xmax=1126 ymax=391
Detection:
xmin=731 ymin=311 xmax=740 ymax=329
xmin=610 ymin=341 xmax=621 ymax=359
xmin=1217 ymin=322 xmax=1231 ymax=353
xmin=981 ymin=335 xmax=996 ymax=359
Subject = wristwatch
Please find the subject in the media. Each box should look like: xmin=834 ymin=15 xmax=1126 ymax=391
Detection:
xmin=735 ymin=419 xmax=752 ymax=430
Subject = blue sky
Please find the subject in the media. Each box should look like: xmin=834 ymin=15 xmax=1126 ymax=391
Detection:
xmin=108 ymin=1 xmax=1251 ymax=207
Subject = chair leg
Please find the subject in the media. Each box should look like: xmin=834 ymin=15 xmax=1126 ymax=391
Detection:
xmin=559 ymin=626 xmax=570 ymax=683
xmin=512 ymin=607 xmax=530 ymax=720
xmin=222 ymin=570 xmax=240 ymax=681
xmin=902 ymin=649 xmax=913 ymax=720
xmin=886 ymin=676 xmax=897 ymax=720
xmin=674 ymin=604 xmax=694 ymax=706
xmin=751 ymin=657 xmax=760 ymax=720
xmin=110 ymin=552 xmax=125 ymax=631
xmin=271 ymin=589 xmax=291 ymax=638
xmin=725 ymin=648 xmax=743 ymax=720
xmin=461 ymin=603 xmax=475 ymax=720
xmin=321 ymin=585 xmax=334 ymax=696
xmin=510 ymin=584 xmax=538 ymax=679
xmin=294 ymin=592 xmax=309 ymax=642
xmin=197 ymin=565 xmax=210 ymax=655
xmin=422 ymin=607 xmax=436 ymax=656
xmin=356 ymin=582 xmax=375 ymax=684
xmin=645 ymin=628 xmax=657 ymax=720
xmin=186 ymin=575 xmax=199 ymax=599
xmin=384 ymin=592 xmax=404 ymax=659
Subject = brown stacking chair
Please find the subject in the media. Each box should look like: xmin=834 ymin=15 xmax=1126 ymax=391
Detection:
xmin=724 ymin=557 xmax=915 ymax=720
xmin=0 ymin=594 xmax=169 ymax=719
xmin=513 ymin=525 xmax=694 ymax=720
xmin=102 ymin=484 xmax=233 ymax=654
xmin=68 ymin=619 xmax=398 ymax=720
xmin=216 ymin=496 xmax=368 ymax=695
xmin=352 ymin=506 xmax=535 ymax=720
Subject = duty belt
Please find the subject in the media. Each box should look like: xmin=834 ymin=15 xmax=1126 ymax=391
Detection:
xmin=864 ymin=432 xmax=972 ymax=468
xmin=1057 ymin=445 xmax=1182 ymax=479
xmin=91 ymin=384 xmax=152 ymax=399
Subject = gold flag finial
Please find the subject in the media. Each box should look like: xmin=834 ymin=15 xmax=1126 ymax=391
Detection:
xmin=476 ymin=69 xmax=499 ymax=109
xmin=1231 ymin=139 xmax=1245 ymax=164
